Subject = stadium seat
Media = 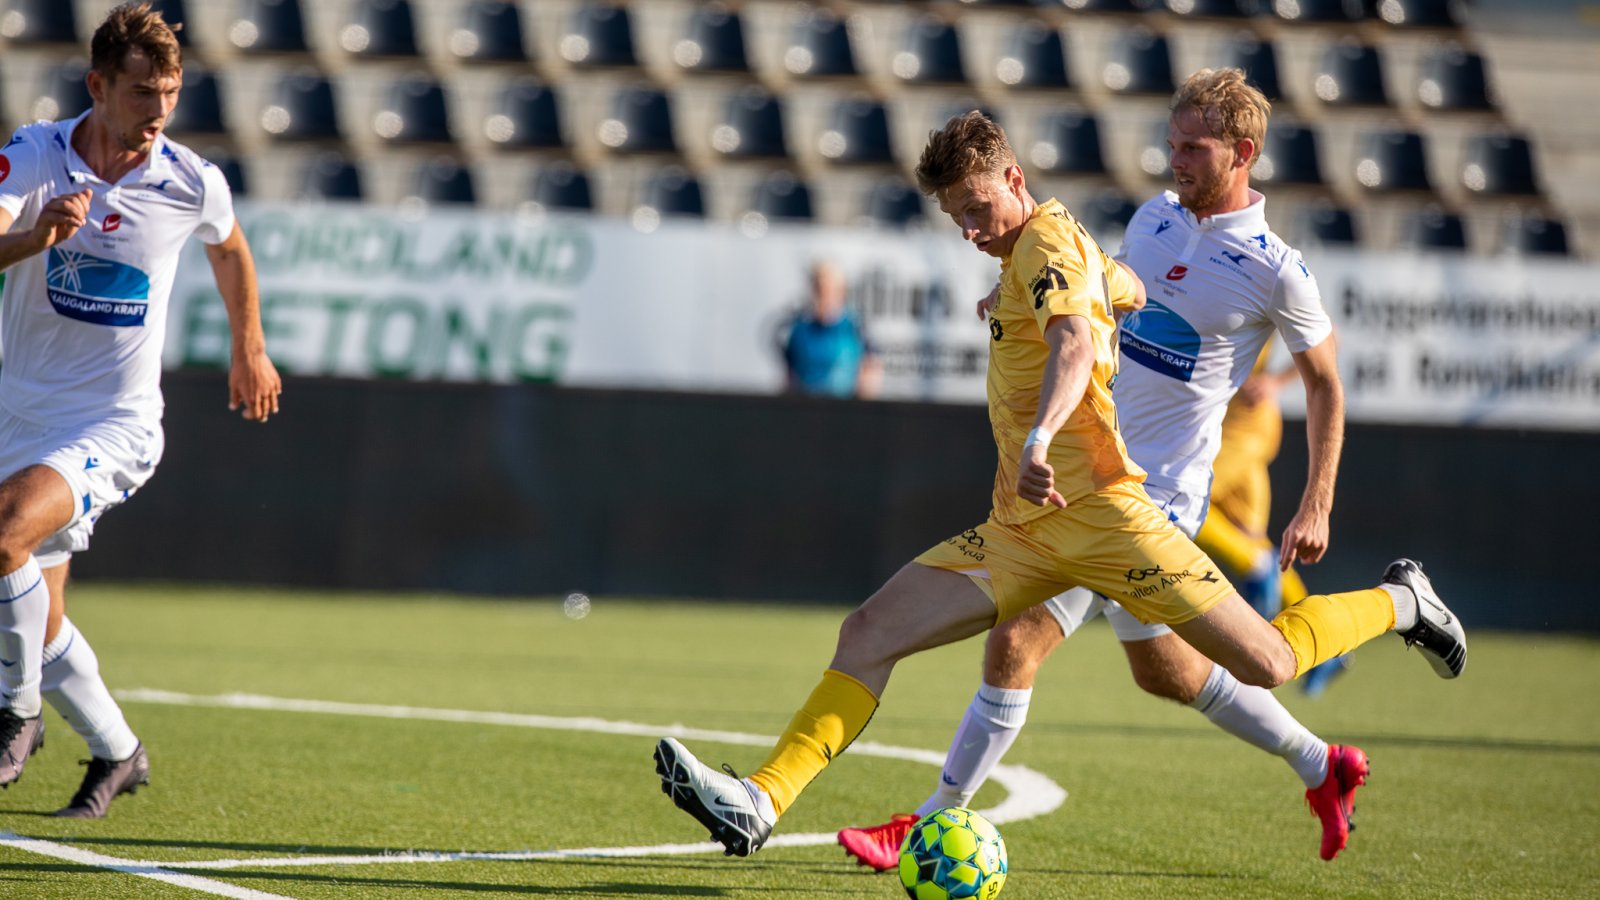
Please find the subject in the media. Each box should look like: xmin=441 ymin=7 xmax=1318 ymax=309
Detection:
xmin=340 ymin=0 xmax=419 ymax=58
xmin=1030 ymin=111 xmax=1106 ymax=175
xmin=674 ymin=5 xmax=749 ymax=74
xmin=710 ymin=87 xmax=788 ymax=160
xmin=749 ymin=171 xmax=814 ymax=222
xmin=1137 ymin=119 xmax=1173 ymax=178
xmin=147 ymin=0 xmax=190 ymax=46
xmin=230 ymin=0 xmax=310 ymax=55
xmin=165 ymin=67 xmax=227 ymax=138
xmin=1269 ymin=0 xmax=1363 ymax=23
xmin=0 ymin=0 xmax=76 ymax=45
xmin=1416 ymin=43 xmax=1494 ymax=112
xmin=525 ymin=162 xmax=593 ymax=212
xmin=862 ymin=177 xmax=926 ymax=228
xmin=372 ymin=73 xmax=452 ymax=144
xmin=1254 ymin=121 xmax=1323 ymax=186
xmin=1355 ymin=128 xmax=1431 ymax=191
xmin=596 ymin=85 xmax=677 ymax=154
xmin=297 ymin=152 xmax=364 ymax=200
xmin=561 ymin=3 xmax=638 ymax=68
xmin=1461 ymin=133 xmax=1539 ymax=196
xmin=1162 ymin=0 xmax=1257 ymax=19
xmin=1102 ymin=28 xmax=1175 ymax=95
xmin=818 ymin=97 xmax=894 ymax=166
xmin=893 ymin=16 xmax=968 ymax=85
xmin=1401 ymin=204 xmax=1467 ymax=251
xmin=31 ymin=61 xmax=93 ymax=123
xmin=449 ymin=0 xmax=528 ymax=64
xmin=1314 ymin=40 xmax=1389 ymax=105
xmin=784 ymin=8 xmax=857 ymax=79
xmin=409 ymin=157 xmax=476 ymax=206
xmin=1500 ymin=211 xmax=1570 ymax=256
xmin=200 ymin=149 xmax=249 ymax=196
xmin=995 ymin=21 xmax=1071 ymax=90
xmin=1222 ymin=32 xmax=1284 ymax=101
xmin=1060 ymin=0 xmax=1160 ymax=12
xmin=1370 ymin=0 xmax=1461 ymax=27
xmin=1076 ymin=190 xmax=1141 ymax=243
xmin=638 ymin=166 xmax=706 ymax=219
xmin=1296 ymin=201 xmax=1360 ymax=246
xmin=259 ymin=70 xmax=342 ymax=141
xmin=484 ymin=78 xmax=563 ymax=150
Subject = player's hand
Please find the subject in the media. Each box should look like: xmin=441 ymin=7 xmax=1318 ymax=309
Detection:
xmin=229 ymin=350 xmax=283 ymax=423
xmin=975 ymin=284 xmax=999 ymax=320
xmin=32 ymin=189 xmax=92 ymax=249
xmin=1278 ymin=506 xmax=1330 ymax=569
xmin=1017 ymin=442 xmax=1066 ymax=508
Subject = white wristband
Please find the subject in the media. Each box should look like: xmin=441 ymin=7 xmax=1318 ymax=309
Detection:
xmin=1023 ymin=427 xmax=1052 ymax=450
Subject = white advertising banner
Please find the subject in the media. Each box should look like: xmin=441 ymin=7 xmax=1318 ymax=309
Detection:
xmin=165 ymin=202 xmax=1600 ymax=431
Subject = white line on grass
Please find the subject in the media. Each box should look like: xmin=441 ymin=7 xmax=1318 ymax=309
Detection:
xmin=50 ymin=689 xmax=1066 ymax=873
xmin=0 ymin=831 xmax=292 ymax=899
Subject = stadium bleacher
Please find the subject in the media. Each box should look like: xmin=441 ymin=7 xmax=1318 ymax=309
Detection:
xmin=0 ymin=0 xmax=1591 ymax=258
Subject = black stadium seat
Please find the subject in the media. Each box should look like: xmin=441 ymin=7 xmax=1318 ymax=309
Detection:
xmin=164 ymin=67 xmax=227 ymax=138
xmin=1254 ymin=122 xmax=1323 ymax=186
xmin=893 ymin=17 xmax=968 ymax=85
xmin=1163 ymin=0 xmax=1257 ymax=19
xmin=863 ymin=177 xmax=926 ymax=228
xmin=260 ymin=70 xmax=342 ymax=141
xmin=597 ymin=86 xmax=677 ymax=154
xmin=484 ymin=79 xmax=564 ymax=150
xmin=995 ymin=21 xmax=1071 ymax=90
xmin=409 ymin=157 xmax=476 ymax=206
xmin=340 ymin=0 xmax=419 ymax=58
xmin=230 ymin=0 xmax=310 ymax=55
xmin=1076 ymin=191 xmax=1141 ymax=243
xmin=675 ymin=5 xmax=750 ymax=74
xmin=750 ymin=171 xmax=814 ymax=222
xmin=526 ymin=163 xmax=593 ymax=212
xmin=1102 ymin=28 xmax=1175 ymax=96
xmin=298 ymin=152 xmax=364 ymax=200
xmin=562 ymin=4 xmax=638 ymax=68
xmin=784 ymin=8 xmax=857 ymax=79
xmin=147 ymin=0 xmax=190 ymax=46
xmin=639 ymin=167 xmax=705 ymax=219
xmin=199 ymin=148 xmax=248 ymax=196
xmin=1355 ymin=128 xmax=1431 ymax=192
xmin=1270 ymin=0 xmax=1363 ymax=23
xmin=373 ymin=74 xmax=452 ymax=144
xmin=1222 ymin=32 xmax=1284 ymax=101
xmin=711 ymin=87 xmax=788 ymax=160
xmin=1137 ymin=119 xmax=1173 ymax=178
xmin=1370 ymin=0 xmax=1461 ymax=27
xmin=818 ymin=97 xmax=894 ymax=166
xmin=1461 ymin=133 xmax=1539 ymax=196
xmin=1402 ymin=204 xmax=1467 ymax=251
xmin=1063 ymin=0 xmax=1160 ymax=12
xmin=1315 ymin=40 xmax=1389 ymax=106
xmin=1501 ymin=211 xmax=1569 ymax=256
xmin=32 ymin=61 xmax=93 ymax=122
xmin=450 ymin=0 xmax=528 ymax=64
xmin=1030 ymin=111 xmax=1106 ymax=175
xmin=1296 ymin=202 xmax=1360 ymax=247
xmin=0 ymin=0 xmax=76 ymax=45
xmin=1416 ymin=43 xmax=1494 ymax=112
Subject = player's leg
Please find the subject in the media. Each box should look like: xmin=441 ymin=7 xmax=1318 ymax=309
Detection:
xmin=0 ymin=464 xmax=75 ymax=784
xmin=656 ymin=561 xmax=1000 ymax=856
xmin=40 ymin=561 xmax=149 ymax=818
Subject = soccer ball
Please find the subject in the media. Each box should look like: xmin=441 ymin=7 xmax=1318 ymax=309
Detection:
xmin=897 ymin=807 xmax=1008 ymax=900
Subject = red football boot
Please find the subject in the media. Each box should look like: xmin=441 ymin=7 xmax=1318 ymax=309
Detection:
xmin=837 ymin=813 xmax=919 ymax=872
xmin=1306 ymin=744 xmax=1370 ymax=861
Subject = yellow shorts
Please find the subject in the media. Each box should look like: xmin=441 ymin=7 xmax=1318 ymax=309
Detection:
xmin=915 ymin=481 xmax=1235 ymax=625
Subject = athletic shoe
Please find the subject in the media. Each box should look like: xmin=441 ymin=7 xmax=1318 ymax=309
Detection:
xmin=0 ymin=710 xmax=43 ymax=787
xmin=1384 ymin=559 xmax=1467 ymax=678
xmin=1300 ymin=655 xmax=1351 ymax=698
xmin=55 ymin=743 xmax=151 ymax=819
xmin=1305 ymin=743 xmax=1370 ymax=861
xmin=838 ymin=813 xmax=918 ymax=871
xmin=654 ymin=737 xmax=776 ymax=857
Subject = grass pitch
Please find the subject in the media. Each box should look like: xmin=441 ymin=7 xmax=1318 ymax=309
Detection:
xmin=0 ymin=584 xmax=1594 ymax=898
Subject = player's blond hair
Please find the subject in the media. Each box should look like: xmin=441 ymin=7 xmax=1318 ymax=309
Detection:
xmin=914 ymin=110 xmax=1017 ymax=196
xmin=92 ymin=2 xmax=184 ymax=81
xmin=1170 ymin=68 xmax=1271 ymax=167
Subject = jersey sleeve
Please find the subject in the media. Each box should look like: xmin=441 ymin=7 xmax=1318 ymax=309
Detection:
xmin=1014 ymin=226 xmax=1104 ymax=333
xmin=1266 ymin=251 xmax=1332 ymax=353
xmin=1104 ymin=254 xmax=1142 ymax=314
xmin=193 ymin=160 xmax=236 ymax=245
xmin=0 ymin=128 xmax=50 ymax=221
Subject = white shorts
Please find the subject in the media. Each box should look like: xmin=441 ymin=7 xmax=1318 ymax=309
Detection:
xmin=1042 ymin=482 xmax=1210 ymax=643
xmin=0 ymin=412 xmax=164 ymax=568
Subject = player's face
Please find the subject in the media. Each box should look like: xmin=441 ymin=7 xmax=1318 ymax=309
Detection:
xmin=1167 ymin=107 xmax=1247 ymax=216
xmin=90 ymin=52 xmax=182 ymax=155
xmin=937 ymin=165 xmax=1029 ymax=258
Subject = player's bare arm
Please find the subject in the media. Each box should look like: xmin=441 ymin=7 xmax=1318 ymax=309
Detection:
xmin=0 ymin=190 xmax=93 ymax=272
xmin=1280 ymin=333 xmax=1345 ymax=569
xmin=205 ymin=221 xmax=282 ymax=423
xmin=1019 ymin=313 xmax=1096 ymax=509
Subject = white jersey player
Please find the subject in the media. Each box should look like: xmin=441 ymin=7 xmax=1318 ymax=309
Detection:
xmin=0 ymin=2 xmax=280 ymax=818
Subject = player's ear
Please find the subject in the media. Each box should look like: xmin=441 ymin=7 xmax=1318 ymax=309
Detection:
xmin=1235 ymin=138 xmax=1256 ymax=170
xmin=1005 ymin=163 xmax=1025 ymax=195
xmin=85 ymin=68 xmax=107 ymax=105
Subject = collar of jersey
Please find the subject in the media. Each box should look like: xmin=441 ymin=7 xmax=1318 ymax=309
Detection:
xmin=55 ymin=109 xmax=175 ymax=188
xmin=1163 ymin=188 xmax=1267 ymax=231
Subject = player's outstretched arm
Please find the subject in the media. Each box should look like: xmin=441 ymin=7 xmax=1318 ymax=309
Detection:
xmin=1280 ymin=333 xmax=1345 ymax=569
xmin=0 ymin=190 xmax=92 ymax=272
xmin=205 ymin=222 xmax=282 ymax=422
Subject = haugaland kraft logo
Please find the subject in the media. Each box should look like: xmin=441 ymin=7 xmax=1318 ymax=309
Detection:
xmin=103 ymin=213 xmax=121 ymax=232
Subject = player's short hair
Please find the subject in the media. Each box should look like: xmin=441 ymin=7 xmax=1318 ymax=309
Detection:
xmin=91 ymin=2 xmax=184 ymax=82
xmin=1170 ymin=67 xmax=1271 ymax=166
xmin=914 ymin=110 xmax=1017 ymax=196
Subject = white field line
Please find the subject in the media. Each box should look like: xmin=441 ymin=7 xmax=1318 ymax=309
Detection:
xmin=49 ymin=688 xmax=1066 ymax=873
xmin=0 ymin=831 xmax=292 ymax=899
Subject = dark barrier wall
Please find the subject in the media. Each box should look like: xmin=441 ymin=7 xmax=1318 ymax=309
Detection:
xmin=76 ymin=372 xmax=1599 ymax=632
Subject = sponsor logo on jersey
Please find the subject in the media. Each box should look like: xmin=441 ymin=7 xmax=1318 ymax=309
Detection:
xmin=0 ymin=154 xmax=9 ymax=184
xmin=103 ymin=213 xmax=122 ymax=232
xmin=1155 ymin=219 xmax=1172 ymax=235
xmin=1251 ymin=233 xmax=1270 ymax=251
xmin=1165 ymin=264 xmax=1188 ymax=280
xmin=1220 ymin=250 xmax=1248 ymax=265
xmin=1120 ymin=299 xmax=1200 ymax=382
xmin=46 ymin=247 xmax=152 ymax=327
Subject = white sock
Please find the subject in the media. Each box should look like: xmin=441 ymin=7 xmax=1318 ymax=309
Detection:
xmin=1381 ymin=583 xmax=1419 ymax=631
xmin=41 ymin=618 xmax=139 ymax=761
xmin=1189 ymin=663 xmax=1329 ymax=788
xmin=916 ymin=683 xmax=1032 ymax=817
xmin=0 ymin=557 xmax=49 ymax=718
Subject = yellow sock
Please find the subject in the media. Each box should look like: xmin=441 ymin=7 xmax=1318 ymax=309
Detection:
xmin=1272 ymin=588 xmax=1395 ymax=677
xmin=1280 ymin=566 xmax=1309 ymax=607
xmin=1194 ymin=513 xmax=1263 ymax=576
xmin=748 ymin=669 xmax=878 ymax=816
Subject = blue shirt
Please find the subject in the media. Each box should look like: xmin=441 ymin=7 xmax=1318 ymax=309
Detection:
xmin=784 ymin=311 xmax=869 ymax=398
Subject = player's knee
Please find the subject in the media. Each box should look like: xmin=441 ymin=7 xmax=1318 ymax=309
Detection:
xmin=834 ymin=605 xmax=897 ymax=668
xmin=1130 ymin=664 xmax=1194 ymax=702
xmin=983 ymin=615 xmax=1060 ymax=688
xmin=1227 ymin=652 xmax=1295 ymax=689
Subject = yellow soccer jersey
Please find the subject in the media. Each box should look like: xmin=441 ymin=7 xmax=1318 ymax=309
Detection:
xmin=988 ymin=198 xmax=1145 ymax=524
xmin=1218 ymin=343 xmax=1285 ymax=465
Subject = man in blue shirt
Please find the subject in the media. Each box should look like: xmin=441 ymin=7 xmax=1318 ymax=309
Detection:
xmin=782 ymin=262 xmax=879 ymax=399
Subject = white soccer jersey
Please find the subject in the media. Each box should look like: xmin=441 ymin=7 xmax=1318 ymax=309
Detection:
xmin=0 ymin=111 xmax=235 ymax=427
xmin=1113 ymin=190 xmax=1331 ymax=497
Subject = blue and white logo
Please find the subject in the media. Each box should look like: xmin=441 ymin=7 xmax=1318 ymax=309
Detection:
xmin=1121 ymin=298 xmax=1200 ymax=382
xmin=1220 ymin=250 xmax=1248 ymax=265
xmin=1155 ymin=219 xmax=1173 ymax=235
xmin=46 ymin=248 xmax=151 ymax=327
